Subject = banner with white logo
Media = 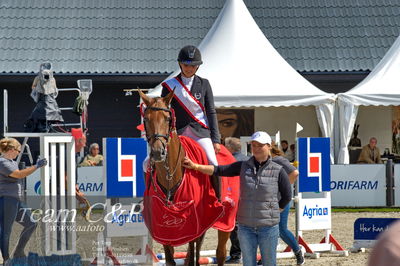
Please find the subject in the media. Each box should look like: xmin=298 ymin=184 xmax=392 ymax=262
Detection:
xmin=331 ymin=164 xmax=385 ymax=207
xmin=298 ymin=197 xmax=331 ymax=230
xmin=106 ymin=203 xmax=147 ymax=237
xmin=298 ymin=137 xmax=331 ymax=192
xmin=104 ymin=138 xmax=147 ymax=198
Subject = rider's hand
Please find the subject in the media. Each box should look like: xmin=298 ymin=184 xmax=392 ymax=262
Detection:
xmin=213 ymin=143 xmax=221 ymax=154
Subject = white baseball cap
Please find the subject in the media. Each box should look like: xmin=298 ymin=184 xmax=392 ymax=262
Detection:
xmin=251 ymin=131 xmax=271 ymax=145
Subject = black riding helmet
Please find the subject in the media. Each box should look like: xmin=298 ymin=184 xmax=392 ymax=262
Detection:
xmin=177 ymin=45 xmax=203 ymax=66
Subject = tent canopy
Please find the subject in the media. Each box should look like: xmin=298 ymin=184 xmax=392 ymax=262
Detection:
xmin=149 ymin=0 xmax=335 ymax=108
xmin=337 ymin=34 xmax=400 ymax=163
xmin=148 ymin=0 xmax=336 ymax=161
xmin=339 ymin=33 xmax=400 ymax=106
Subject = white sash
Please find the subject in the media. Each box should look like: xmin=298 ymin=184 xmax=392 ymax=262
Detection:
xmin=162 ymin=77 xmax=209 ymax=129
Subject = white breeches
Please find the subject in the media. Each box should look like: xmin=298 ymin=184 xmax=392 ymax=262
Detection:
xmin=181 ymin=127 xmax=218 ymax=166
xmin=142 ymin=127 xmax=219 ymax=171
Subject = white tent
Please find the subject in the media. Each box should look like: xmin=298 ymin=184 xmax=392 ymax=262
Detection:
xmin=337 ymin=34 xmax=400 ymax=164
xmin=149 ymin=0 xmax=336 ymax=157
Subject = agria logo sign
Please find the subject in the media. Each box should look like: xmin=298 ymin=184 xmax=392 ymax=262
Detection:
xmin=303 ymin=204 xmax=329 ymax=219
xmin=105 ymin=138 xmax=147 ymax=198
xmin=298 ymin=138 xmax=331 ymax=193
xmin=34 ymin=181 xmax=41 ymax=195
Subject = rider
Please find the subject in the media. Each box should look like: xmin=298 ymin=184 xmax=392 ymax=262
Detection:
xmin=161 ymin=45 xmax=221 ymax=198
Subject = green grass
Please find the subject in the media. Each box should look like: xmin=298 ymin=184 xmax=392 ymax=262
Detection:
xmin=332 ymin=207 xmax=400 ymax=212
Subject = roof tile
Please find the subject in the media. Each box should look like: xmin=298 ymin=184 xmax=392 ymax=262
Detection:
xmin=0 ymin=0 xmax=400 ymax=73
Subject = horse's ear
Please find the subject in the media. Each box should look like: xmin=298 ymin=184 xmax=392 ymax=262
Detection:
xmin=163 ymin=88 xmax=175 ymax=106
xmin=138 ymin=89 xmax=151 ymax=106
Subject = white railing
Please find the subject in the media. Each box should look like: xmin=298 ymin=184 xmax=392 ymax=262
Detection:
xmin=41 ymin=135 xmax=76 ymax=255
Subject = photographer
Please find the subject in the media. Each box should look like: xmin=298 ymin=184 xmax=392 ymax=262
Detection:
xmin=25 ymin=63 xmax=64 ymax=132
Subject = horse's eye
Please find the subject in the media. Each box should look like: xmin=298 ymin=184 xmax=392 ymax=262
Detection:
xmin=166 ymin=117 xmax=171 ymax=122
xmin=143 ymin=118 xmax=148 ymax=122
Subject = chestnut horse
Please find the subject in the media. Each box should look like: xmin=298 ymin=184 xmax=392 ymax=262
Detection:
xmin=139 ymin=90 xmax=230 ymax=266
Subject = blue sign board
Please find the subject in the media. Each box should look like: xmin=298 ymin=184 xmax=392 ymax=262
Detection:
xmin=298 ymin=137 xmax=330 ymax=192
xmin=354 ymin=218 xmax=399 ymax=240
xmin=105 ymin=138 xmax=147 ymax=198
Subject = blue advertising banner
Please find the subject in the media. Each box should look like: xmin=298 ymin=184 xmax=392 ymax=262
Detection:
xmin=298 ymin=137 xmax=331 ymax=192
xmin=354 ymin=218 xmax=399 ymax=240
xmin=105 ymin=138 xmax=147 ymax=198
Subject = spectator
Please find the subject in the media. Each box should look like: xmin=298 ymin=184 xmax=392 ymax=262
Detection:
xmin=225 ymin=137 xmax=249 ymax=162
xmin=224 ymin=137 xmax=249 ymax=264
xmin=270 ymin=145 xmax=304 ymax=265
xmin=79 ymin=143 xmax=103 ymax=167
xmin=281 ymin=140 xmax=294 ymax=162
xmin=357 ymin=137 xmax=383 ymax=164
xmin=290 ymin=144 xmax=296 ymax=163
xmin=183 ymin=131 xmax=291 ymax=266
xmin=0 ymin=138 xmax=47 ymax=263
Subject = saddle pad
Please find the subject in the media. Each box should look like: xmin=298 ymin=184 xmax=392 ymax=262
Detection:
xmin=143 ymin=135 xmax=224 ymax=246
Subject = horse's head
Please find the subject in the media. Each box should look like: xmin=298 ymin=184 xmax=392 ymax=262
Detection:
xmin=139 ymin=89 xmax=175 ymax=162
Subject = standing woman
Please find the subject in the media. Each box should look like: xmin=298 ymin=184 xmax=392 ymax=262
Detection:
xmin=183 ymin=131 xmax=292 ymax=266
xmin=0 ymin=138 xmax=47 ymax=262
xmin=270 ymin=146 xmax=305 ymax=265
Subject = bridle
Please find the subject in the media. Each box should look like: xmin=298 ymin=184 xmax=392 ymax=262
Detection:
xmin=141 ymin=103 xmax=183 ymax=203
xmin=141 ymin=104 xmax=175 ymax=146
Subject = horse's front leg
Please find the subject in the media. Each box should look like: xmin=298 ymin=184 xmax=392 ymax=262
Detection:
xmin=195 ymin=234 xmax=206 ymax=266
xmin=185 ymin=234 xmax=205 ymax=266
xmin=216 ymin=230 xmax=231 ymax=266
xmin=185 ymin=241 xmax=195 ymax=266
xmin=163 ymin=245 xmax=176 ymax=266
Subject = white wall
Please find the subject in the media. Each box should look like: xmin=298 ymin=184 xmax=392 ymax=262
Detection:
xmin=355 ymin=106 xmax=391 ymax=152
xmin=254 ymin=106 xmax=320 ymax=145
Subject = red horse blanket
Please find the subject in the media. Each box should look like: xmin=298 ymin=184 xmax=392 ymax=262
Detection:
xmin=143 ymin=136 xmax=224 ymax=246
xmin=213 ymin=145 xmax=240 ymax=232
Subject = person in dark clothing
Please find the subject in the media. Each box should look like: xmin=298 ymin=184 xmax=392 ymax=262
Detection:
xmin=160 ymin=45 xmax=220 ymax=165
xmin=160 ymin=45 xmax=222 ymax=199
xmin=183 ymin=131 xmax=291 ymax=266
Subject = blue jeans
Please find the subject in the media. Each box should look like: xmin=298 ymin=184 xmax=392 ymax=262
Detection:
xmin=238 ymin=224 xmax=279 ymax=266
xmin=0 ymin=196 xmax=37 ymax=260
xmin=279 ymin=202 xmax=300 ymax=253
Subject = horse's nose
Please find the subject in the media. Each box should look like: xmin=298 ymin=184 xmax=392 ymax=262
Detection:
xmin=150 ymin=148 xmax=166 ymax=162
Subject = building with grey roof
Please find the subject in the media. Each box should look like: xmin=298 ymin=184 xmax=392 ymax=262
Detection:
xmin=1 ymin=0 xmax=400 ymax=146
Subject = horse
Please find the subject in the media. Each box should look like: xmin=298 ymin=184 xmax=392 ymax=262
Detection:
xmin=139 ymin=89 xmax=230 ymax=266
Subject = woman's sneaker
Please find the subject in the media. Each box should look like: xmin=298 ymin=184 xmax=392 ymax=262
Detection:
xmin=295 ymin=249 xmax=305 ymax=265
